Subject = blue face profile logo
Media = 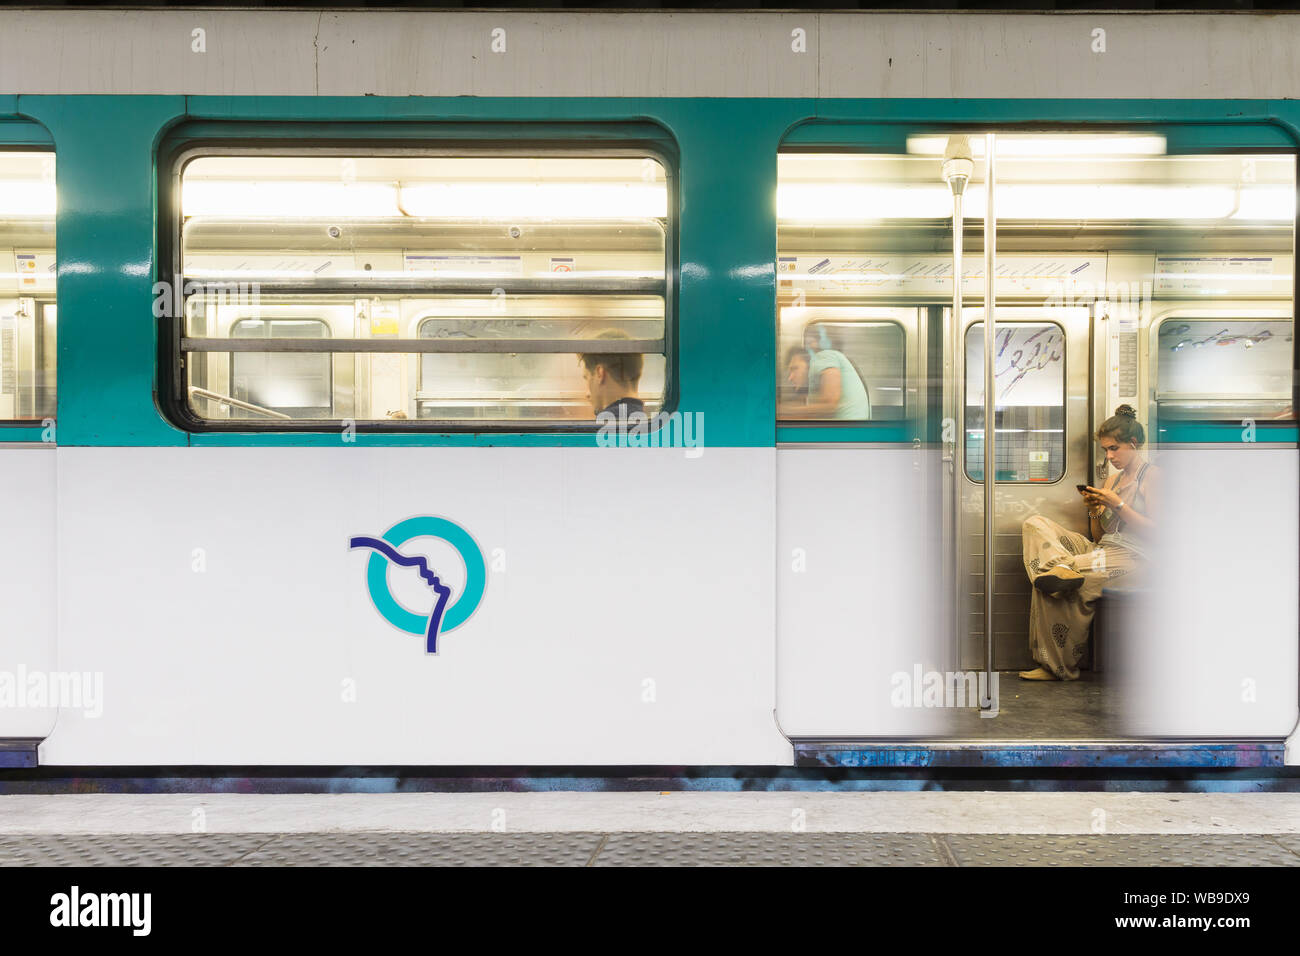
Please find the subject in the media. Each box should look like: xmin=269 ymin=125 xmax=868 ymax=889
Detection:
xmin=349 ymin=516 xmax=487 ymax=654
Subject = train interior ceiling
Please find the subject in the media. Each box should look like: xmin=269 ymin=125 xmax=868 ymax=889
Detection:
xmin=2 ymin=131 xmax=1296 ymax=747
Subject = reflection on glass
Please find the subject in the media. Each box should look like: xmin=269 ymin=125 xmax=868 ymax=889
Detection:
xmin=965 ymin=323 xmax=1065 ymax=483
xmin=229 ymin=319 xmax=332 ymax=419
xmin=417 ymin=310 xmax=664 ymax=422
xmin=1156 ymin=319 xmax=1294 ymax=422
xmin=182 ymin=292 xmax=666 ymax=424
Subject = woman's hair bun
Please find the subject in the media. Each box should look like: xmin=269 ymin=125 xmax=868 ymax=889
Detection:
xmin=1098 ymin=404 xmax=1144 ymax=446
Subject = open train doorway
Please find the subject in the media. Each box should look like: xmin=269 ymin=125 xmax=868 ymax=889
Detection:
xmin=775 ymin=130 xmax=1298 ymax=764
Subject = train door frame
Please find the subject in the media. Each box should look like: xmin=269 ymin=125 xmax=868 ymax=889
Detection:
xmin=777 ymin=121 xmax=1297 ymax=768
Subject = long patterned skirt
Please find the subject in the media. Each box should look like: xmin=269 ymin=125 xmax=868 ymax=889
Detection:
xmin=1020 ymin=515 xmax=1139 ymax=680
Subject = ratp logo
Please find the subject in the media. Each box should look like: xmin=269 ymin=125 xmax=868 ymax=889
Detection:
xmin=350 ymin=516 xmax=487 ymax=653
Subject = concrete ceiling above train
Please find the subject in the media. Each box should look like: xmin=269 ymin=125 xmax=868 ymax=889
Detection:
xmin=3 ymin=11 xmax=1300 ymax=99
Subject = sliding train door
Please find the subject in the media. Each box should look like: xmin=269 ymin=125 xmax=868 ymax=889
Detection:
xmin=775 ymin=304 xmax=952 ymax=737
xmin=946 ymin=306 xmax=1093 ymax=674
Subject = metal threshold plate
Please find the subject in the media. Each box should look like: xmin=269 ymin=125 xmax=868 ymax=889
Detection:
xmin=793 ymin=739 xmax=1286 ymax=769
xmin=0 ymin=739 xmax=40 ymax=769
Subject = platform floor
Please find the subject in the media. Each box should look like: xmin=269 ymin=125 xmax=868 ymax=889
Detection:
xmin=4 ymin=831 xmax=1300 ymax=866
xmin=2 ymin=793 xmax=1298 ymax=865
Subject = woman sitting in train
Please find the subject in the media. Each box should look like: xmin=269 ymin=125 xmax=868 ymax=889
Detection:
xmin=777 ymin=327 xmax=871 ymax=420
xmin=1018 ymin=405 xmax=1158 ymax=681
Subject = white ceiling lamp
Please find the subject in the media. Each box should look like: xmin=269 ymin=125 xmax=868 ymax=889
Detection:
xmin=778 ymin=183 xmax=953 ymax=220
xmin=398 ymin=181 xmax=667 ymax=219
xmin=776 ymin=182 xmax=1293 ymax=221
xmin=1231 ymin=185 xmax=1295 ymax=221
xmin=992 ymin=183 xmax=1237 ymax=220
xmin=906 ymin=134 xmax=1168 ymax=157
xmin=0 ymin=180 xmax=56 ymax=217
xmin=182 ymin=179 xmax=668 ymax=219
xmin=183 ymin=180 xmax=402 ymax=218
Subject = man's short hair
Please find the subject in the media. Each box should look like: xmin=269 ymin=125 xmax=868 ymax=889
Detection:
xmin=579 ymin=329 xmax=643 ymax=387
xmin=785 ymin=344 xmax=810 ymax=367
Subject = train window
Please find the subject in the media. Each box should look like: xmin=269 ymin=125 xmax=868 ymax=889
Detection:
xmin=775 ymin=154 xmax=948 ymax=428
xmin=0 ymin=151 xmax=56 ymax=423
xmin=776 ymin=316 xmax=902 ymax=421
xmin=965 ymin=323 xmax=1066 ymax=483
xmin=174 ymin=153 xmax=669 ymax=429
xmin=224 ymin=318 xmax=332 ymax=420
xmin=1154 ymin=318 xmax=1295 ymax=423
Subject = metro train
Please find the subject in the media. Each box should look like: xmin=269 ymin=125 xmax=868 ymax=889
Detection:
xmin=0 ymin=9 xmax=1297 ymax=774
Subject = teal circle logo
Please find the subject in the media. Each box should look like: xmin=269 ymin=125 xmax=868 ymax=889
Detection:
xmin=349 ymin=517 xmax=486 ymax=652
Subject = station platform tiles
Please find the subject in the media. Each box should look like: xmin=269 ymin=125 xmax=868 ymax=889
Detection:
xmin=4 ymin=831 xmax=1300 ymax=866
xmin=1 ymin=793 xmax=1299 ymax=866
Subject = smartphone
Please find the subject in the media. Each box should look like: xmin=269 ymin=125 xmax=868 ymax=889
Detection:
xmin=1076 ymin=484 xmax=1090 ymax=493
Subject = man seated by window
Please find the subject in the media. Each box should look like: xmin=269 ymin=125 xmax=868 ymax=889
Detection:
xmin=578 ymin=329 xmax=645 ymax=419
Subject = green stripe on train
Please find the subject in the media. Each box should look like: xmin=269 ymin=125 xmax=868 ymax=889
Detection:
xmin=1 ymin=98 xmax=1296 ymax=447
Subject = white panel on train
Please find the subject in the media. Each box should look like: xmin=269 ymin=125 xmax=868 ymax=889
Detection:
xmin=777 ymin=447 xmax=950 ymax=736
xmin=0 ymin=447 xmax=57 ymax=739
xmin=1118 ymin=449 xmax=1299 ymax=738
xmin=41 ymin=446 xmax=790 ymax=765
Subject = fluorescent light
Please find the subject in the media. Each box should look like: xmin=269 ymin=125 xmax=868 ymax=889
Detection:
xmin=1232 ymin=185 xmax=1295 ymax=221
xmin=906 ymin=134 xmax=1167 ymax=157
xmin=778 ymin=183 xmax=952 ymax=220
xmin=183 ymin=181 xmax=402 ymax=218
xmin=181 ymin=179 xmax=668 ymax=220
xmin=776 ymin=182 xmax=1291 ymax=221
xmin=994 ymin=184 xmax=1235 ymax=220
xmin=0 ymin=180 xmax=56 ymax=216
xmin=185 ymin=267 xmax=663 ymax=279
xmin=399 ymin=182 xmax=666 ymax=219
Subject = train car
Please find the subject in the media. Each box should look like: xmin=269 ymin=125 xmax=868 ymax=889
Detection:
xmin=0 ymin=9 xmax=1296 ymax=773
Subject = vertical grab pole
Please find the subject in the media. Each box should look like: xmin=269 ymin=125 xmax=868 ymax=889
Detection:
xmin=982 ymin=133 xmax=997 ymax=709
xmin=941 ymin=136 xmax=974 ymax=670
xmin=950 ymin=194 xmax=963 ymax=663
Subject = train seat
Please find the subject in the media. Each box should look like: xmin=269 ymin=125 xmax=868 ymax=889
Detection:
xmin=1090 ymin=584 xmax=1146 ymax=674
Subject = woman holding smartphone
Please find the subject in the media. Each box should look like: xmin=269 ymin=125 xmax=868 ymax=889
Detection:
xmin=1017 ymin=405 xmax=1158 ymax=681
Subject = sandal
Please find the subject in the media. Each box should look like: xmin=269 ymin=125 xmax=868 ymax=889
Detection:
xmin=1018 ymin=667 xmax=1059 ymax=681
xmin=1033 ymin=564 xmax=1084 ymax=595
